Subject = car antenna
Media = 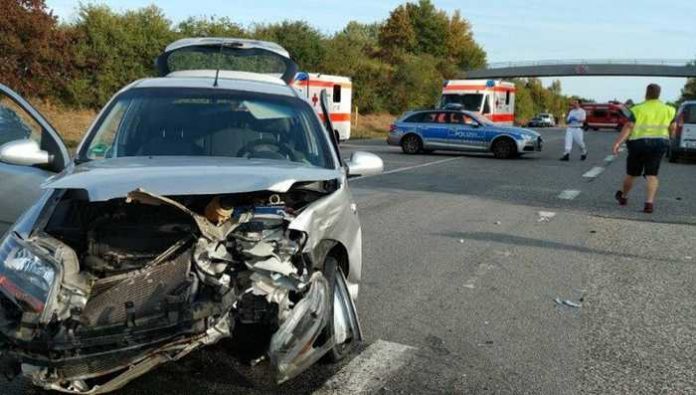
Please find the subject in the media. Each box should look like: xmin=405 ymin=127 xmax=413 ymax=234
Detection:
xmin=213 ymin=43 xmax=224 ymax=88
xmin=213 ymin=68 xmax=220 ymax=87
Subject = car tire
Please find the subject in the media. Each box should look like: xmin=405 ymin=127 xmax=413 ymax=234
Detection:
xmin=401 ymin=134 xmax=422 ymax=154
xmin=492 ymin=138 xmax=516 ymax=159
xmin=321 ymin=256 xmax=359 ymax=362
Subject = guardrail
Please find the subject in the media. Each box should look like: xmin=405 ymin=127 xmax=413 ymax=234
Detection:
xmin=485 ymin=59 xmax=695 ymax=69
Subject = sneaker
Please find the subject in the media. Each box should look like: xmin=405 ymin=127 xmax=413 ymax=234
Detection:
xmin=615 ymin=190 xmax=627 ymax=206
xmin=581 ymin=153 xmax=587 ymax=161
xmin=560 ymin=154 xmax=570 ymax=161
xmin=644 ymin=202 xmax=654 ymax=214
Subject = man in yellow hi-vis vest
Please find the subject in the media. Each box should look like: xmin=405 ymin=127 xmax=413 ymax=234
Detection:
xmin=612 ymin=84 xmax=676 ymax=213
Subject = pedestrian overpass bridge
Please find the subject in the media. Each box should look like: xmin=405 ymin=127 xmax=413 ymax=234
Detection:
xmin=464 ymin=59 xmax=696 ymax=79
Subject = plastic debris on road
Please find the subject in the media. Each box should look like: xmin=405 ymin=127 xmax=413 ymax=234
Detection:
xmin=554 ymin=297 xmax=582 ymax=308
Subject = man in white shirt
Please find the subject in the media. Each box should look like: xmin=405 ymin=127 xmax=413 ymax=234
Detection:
xmin=561 ymin=100 xmax=587 ymax=161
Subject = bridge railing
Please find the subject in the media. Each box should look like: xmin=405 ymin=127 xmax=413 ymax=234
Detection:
xmin=485 ymin=59 xmax=695 ymax=69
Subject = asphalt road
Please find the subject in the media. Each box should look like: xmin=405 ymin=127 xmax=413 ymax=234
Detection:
xmin=3 ymin=128 xmax=695 ymax=394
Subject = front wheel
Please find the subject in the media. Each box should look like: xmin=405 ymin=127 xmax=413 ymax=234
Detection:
xmin=322 ymin=256 xmax=360 ymax=362
xmin=401 ymin=135 xmax=422 ymax=154
xmin=492 ymin=138 xmax=516 ymax=159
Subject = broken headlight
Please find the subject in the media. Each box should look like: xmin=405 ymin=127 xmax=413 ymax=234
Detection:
xmin=0 ymin=234 xmax=57 ymax=314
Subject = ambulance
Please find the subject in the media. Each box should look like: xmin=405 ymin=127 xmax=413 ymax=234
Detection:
xmin=440 ymin=79 xmax=516 ymax=125
xmin=293 ymin=72 xmax=352 ymax=141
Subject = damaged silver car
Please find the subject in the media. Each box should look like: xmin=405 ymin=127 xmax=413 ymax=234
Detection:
xmin=0 ymin=38 xmax=383 ymax=393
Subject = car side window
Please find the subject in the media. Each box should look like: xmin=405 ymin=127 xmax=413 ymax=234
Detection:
xmin=0 ymin=95 xmax=43 ymax=147
xmin=403 ymin=113 xmax=425 ymax=123
xmin=435 ymin=112 xmax=448 ymax=124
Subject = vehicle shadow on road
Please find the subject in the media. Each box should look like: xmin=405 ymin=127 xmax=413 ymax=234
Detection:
xmin=437 ymin=231 xmax=684 ymax=263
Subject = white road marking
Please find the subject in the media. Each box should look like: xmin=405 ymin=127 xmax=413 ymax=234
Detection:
xmin=557 ymin=189 xmax=581 ymax=200
xmin=315 ymin=340 xmax=417 ymax=394
xmin=352 ymin=157 xmax=463 ymax=180
xmin=582 ymin=166 xmax=605 ymax=179
xmin=604 ymin=155 xmax=616 ymax=163
xmin=537 ymin=211 xmax=557 ymax=222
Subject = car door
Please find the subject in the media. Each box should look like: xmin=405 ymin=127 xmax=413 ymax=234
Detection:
xmin=417 ymin=111 xmax=450 ymax=149
xmin=0 ymin=84 xmax=70 ymax=236
xmin=448 ymin=112 xmax=486 ymax=151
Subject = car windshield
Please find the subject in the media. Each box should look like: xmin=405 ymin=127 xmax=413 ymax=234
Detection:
xmin=81 ymin=87 xmax=334 ymax=169
xmin=468 ymin=112 xmax=494 ymax=125
xmin=441 ymin=94 xmax=484 ymax=112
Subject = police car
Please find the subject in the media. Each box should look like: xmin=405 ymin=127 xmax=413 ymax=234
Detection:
xmin=387 ymin=108 xmax=543 ymax=159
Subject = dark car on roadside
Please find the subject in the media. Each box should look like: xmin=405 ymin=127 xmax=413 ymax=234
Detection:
xmin=527 ymin=113 xmax=555 ymax=128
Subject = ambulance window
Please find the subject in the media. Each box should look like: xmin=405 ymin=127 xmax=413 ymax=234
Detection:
xmin=333 ymin=85 xmax=341 ymax=103
xmin=483 ymin=97 xmax=491 ymax=114
xmin=505 ymin=91 xmax=511 ymax=106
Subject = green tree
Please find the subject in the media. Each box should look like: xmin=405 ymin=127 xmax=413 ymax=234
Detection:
xmin=678 ymin=72 xmax=696 ymax=104
xmin=378 ymin=5 xmax=416 ymax=60
xmin=339 ymin=21 xmax=381 ymax=55
xmin=404 ymin=0 xmax=448 ymax=57
xmin=67 ymin=4 xmax=175 ymax=107
xmin=0 ymin=0 xmax=74 ymax=98
xmin=389 ymin=53 xmax=441 ymax=113
xmin=177 ymin=16 xmax=246 ymax=37
xmin=253 ymin=21 xmax=326 ymax=71
xmin=443 ymin=10 xmax=486 ymax=75
xmin=513 ymin=80 xmax=534 ymax=124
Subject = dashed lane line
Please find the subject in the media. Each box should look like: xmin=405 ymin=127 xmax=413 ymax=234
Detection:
xmin=558 ymin=189 xmax=582 ymax=200
xmin=314 ymin=340 xmax=417 ymax=394
xmin=352 ymin=157 xmax=463 ymax=180
xmin=582 ymin=166 xmax=605 ymax=179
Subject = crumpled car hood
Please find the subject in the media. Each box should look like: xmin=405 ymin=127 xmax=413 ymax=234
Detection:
xmin=44 ymin=156 xmax=342 ymax=201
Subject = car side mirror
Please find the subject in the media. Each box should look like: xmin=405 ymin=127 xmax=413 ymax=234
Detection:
xmin=345 ymin=151 xmax=383 ymax=178
xmin=0 ymin=139 xmax=52 ymax=167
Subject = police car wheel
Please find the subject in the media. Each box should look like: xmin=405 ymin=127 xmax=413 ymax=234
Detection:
xmin=492 ymin=138 xmax=516 ymax=159
xmin=401 ymin=135 xmax=422 ymax=154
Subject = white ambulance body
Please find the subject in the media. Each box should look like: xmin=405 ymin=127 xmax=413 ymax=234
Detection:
xmin=293 ymin=72 xmax=352 ymax=140
xmin=441 ymin=79 xmax=516 ymax=125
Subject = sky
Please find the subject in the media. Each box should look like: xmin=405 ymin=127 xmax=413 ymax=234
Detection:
xmin=45 ymin=0 xmax=696 ymax=103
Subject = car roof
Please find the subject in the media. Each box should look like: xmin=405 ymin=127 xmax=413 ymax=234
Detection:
xmin=131 ymin=70 xmax=298 ymax=97
xmin=399 ymin=108 xmax=480 ymax=120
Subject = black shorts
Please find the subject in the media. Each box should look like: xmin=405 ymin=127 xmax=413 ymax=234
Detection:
xmin=626 ymin=138 xmax=668 ymax=177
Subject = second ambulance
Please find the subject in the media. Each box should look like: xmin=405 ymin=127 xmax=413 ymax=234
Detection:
xmin=441 ymin=79 xmax=515 ymax=125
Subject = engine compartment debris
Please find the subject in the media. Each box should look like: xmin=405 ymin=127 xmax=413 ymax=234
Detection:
xmin=0 ymin=181 xmax=358 ymax=394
